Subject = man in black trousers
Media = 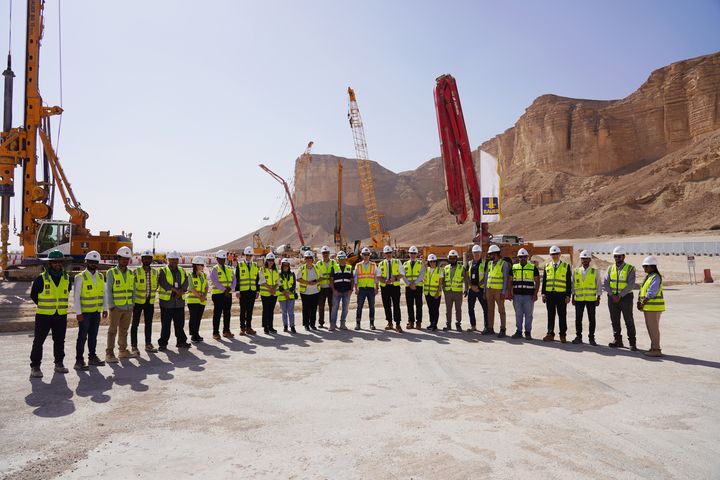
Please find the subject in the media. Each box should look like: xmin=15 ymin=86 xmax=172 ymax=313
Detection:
xmin=542 ymin=246 xmax=572 ymax=343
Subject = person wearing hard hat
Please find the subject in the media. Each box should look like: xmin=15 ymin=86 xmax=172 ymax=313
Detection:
xmin=259 ymin=253 xmax=280 ymax=334
xmin=403 ymin=246 xmax=425 ymax=330
xmin=571 ymin=250 xmax=602 ymax=345
xmin=443 ymin=249 xmax=466 ymax=331
xmin=131 ymin=250 xmax=159 ymax=355
xmin=315 ymin=246 xmax=337 ymax=329
xmin=603 ymin=246 xmax=637 ymax=350
xmin=73 ymin=251 xmax=109 ymax=370
xmin=28 ymin=249 xmax=72 ymax=378
xmin=541 ymin=246 xmax=572 ymax=343
xmin=637 ymin=256 xmax=665 ymax=357
xmin=484 ymin=244 xmax=510 ymax=337
xmin=511 ymin=248 xmax=540 ymax=340
xmin=235 ymin=246 xmax=259 ymax=336
xmin=297 ymin=250 xmax=320 ymax=330
xmin=354 ymin=247 xmax=378 ymax=330
xmin=330 ymin=251 xmax=354 ymax=331
xmin=157 ymin=251 xmax=191 ymax=351
xmin=423 ymin=254 xmax=444 ymax=331
xmin=466 ymin=244 xmax=488 ymax=332
xmin=104 ymin=246 xmax=136 ymax=362
xmin=210 ymin=249 xmax=236 ymax=340
xmin=186 ymin=256 xmax=209 ymax=342
xmin=278 ymin=258 xmax=297 ymax=333
xmin=378 ymin=245 xmax=405 ymax=332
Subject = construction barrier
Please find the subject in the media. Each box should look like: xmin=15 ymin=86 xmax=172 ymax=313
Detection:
xmin=704 ymin=269 xmax=715 ymax=283
xmin=574 ymin=241 xmax=720 ymax=256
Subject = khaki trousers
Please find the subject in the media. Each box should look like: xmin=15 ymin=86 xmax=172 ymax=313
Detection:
xmin=643 ymin=311 xmax=662 ymax=350
xmin=486 ymin=289 xmax=506 ymax=330
xmin=107 ymin=308 xmax=132 ymax=354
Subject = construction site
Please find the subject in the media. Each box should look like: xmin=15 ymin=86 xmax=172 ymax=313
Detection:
xmin=1 ymin=1 xmax=719 ymax=479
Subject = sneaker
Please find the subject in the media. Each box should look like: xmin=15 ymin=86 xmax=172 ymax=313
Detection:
xmin=571 ymin=336 xmax=583 ymax=345
xmin=524 ymin=331 xmax=533 ymax=340
xmin=30 ymin=367 xmax=43 ymax=379
xmin=589 ymin=337 xmax=597 ymax=346
xmin=497 ymin=329 xmax=506 ymax=339
xmin=54 ymin=363 xmax=69 ymax=374
xmin=608 ymin=339 xmax=624 ymax=348
xmin=542 ymin=334 xmax=555 ymax=342
xmin=145 ymin=344 xmax=158 ymax=353
xmin=511 ymin=331 xmax=523 ymax=339
xmin=290 ymin=327 xmax=297 ymax=334
xmin=88 ymin=355 xmax=106 ymax=366
xmin=117 ymin=350 xmax=132 ymax=359
xmin=212 ymin=333 xmax=221 ymax=340
xmin=177 ymin=342 xmax=192 ymax=349
xmin=106 ymin=353 xmax=119 ymax=363
xmin=74 ymin=360 xmax=89 ymax=371
xmin=223 ymin=331 xmax=235 ymax=338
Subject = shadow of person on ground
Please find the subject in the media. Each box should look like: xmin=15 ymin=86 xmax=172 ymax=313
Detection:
xmin=210 ymin=337 xmax=258 ymax=354
xmin=25 ymin=372 xmax=75 ymax=417
xmin=246 ymin=331 xmax=324 ymax=350
xmin=75 ymin=368 xmax=113 ymax=403
xmin=193 ymin=340 xmax=232 ymax=359
xmin=163 ymin=348 xmax=207 ymax=372
xmin=109 ymin=357 xmax=151 ymax=392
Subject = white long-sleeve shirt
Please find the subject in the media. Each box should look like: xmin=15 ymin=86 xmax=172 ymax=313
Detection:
xmin=572 ymin=266 xmax=603 ymax=297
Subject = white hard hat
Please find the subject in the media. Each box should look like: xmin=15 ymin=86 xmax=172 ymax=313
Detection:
xmin=265 ymin=252 xmax=276 ymax=260
xmin=215 ymin=249 xmax=227 ymax=259
xmin=303 ymin=250 xmax=314 ymax=258
xmin=192 ymin=256 xmax=206 ymax=265
xmin=488 ymin=245 xmax=501 ymax=254
xmin=612 ymin=246 xmax=626 ymax=256
xmin=408 ymin=246 xmax=419 ymax=254
xmin=140 ymin=249 xmax=153 ymax=258
xmin=383 ymin=245 xmax=393 ymax=254
xmin=281 ymin=258 xmax=291 ymax=265
xmin=448 ymin=249 xmax=458 ymax=257
xmin=361 ymin=247 xmax=371 ymax=255
xmin=85 ymin=251 xmax=101 ymax=262
xmin=166 ymin=250 xmax=180 ymax=260
xmin=580 ymin=250 xmax=592 ymax=259
xmin=471 ymin=244 xmax=482 ymax=253
xmin=320 ymin=245 xmax=331 ymax=253
xmin=517 ymin=248 xmax=529 ymax=257
xmin=243 ymin=246 xmax=254 ymax=255
xmin=427 ymin=254 xmax=438 ymax=262
xmin=549 ymin=245 xmax=561 ymax=255
xmin=642 ymin=255 xmax=657 ymax=266
xmin=337 ymin=251 xmax=347 ymax=259
xmin=116 ymin=246 xmax=133 ymax=259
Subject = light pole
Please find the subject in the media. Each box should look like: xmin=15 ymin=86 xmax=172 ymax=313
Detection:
xmin=147 ymin=231 xmax=160 ymax=254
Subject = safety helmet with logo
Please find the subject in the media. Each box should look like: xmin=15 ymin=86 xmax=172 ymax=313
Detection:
xmin=408 ymin=246 xmax=419 ymax=254
xmin=427 ymin=254 xmax=438 ymax=262
xmin=488 ymin=245 xmax=501 ymax=254
xmin=281 ymin=258 xmax=291 ymax=265
xmin=382 ymin=245 xmax=393 ymax=254
xmin=243 ymin=246 xmax=254 ymax=255
xmin=612 ymin=246 xmax=626 ymax=256
xmin=549 ymin=245 xmax=561 ymax=255
xmin=337 ymin=251 xmax=347 ymax=259
xmin=320 ymin=245 xmax=331 ymax=254
xmin=448 ymin=249 xmax=459 ymax=258
xmin=303 ymin=250 xmax=314 ymax=258
xmin=361 ymin=247 xmax=371 ymax=255
xmin=215 ymin=250 xmax=227 ymax=259
xmin=580 ymin=250 xmax=592 ymax=259
xmin=471 ymin=244 xmax=482 ymax=253
xmin=85 ymin=250 xmax=101 ymax=262
xmin=642 ymin=255 xmax=658 ymax=266
xmin=140 ymin=249 xmax=153 ymax=258
xmin=265 ymin=252 xmax=276 ymax=260
xmin=517 ymin=248 xmax=529 ymax=257
xmin=166 ymin=251 xmax=180 ymax=260
xmin=45 ymin=249 xmax=65 ymax=260
xmin=192 ymin=256 xmax=206 ymax=265
xmin=117 ymin=246 xmax=133 ymax=259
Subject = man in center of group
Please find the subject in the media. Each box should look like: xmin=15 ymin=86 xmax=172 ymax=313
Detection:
xmin=443 ymin=250 xmax=466 ymax=332
xmin=105 ymin=246 xmax=135 ymax=363
xmin=484 ymin=244 xmax=509 ymax=338
xmin=378 ymin=245 xmax=404 ymax=332
xmin=542 ymin=245 xmax=572 ymax=343
xmin=236 ymin=246 xmax=259 ymax=336
xmin=210 ymin=249 xmax=236 ymax=339
xmin=403 ymin=246 xmax=424 ymax=330
xmin=466 ymin=244 xmax=487 ymax=332
xmin=131 ymin=250 xmax=158 ymax=355
xmin=354 ymin=247 xmax=378 ymax=330
xmin=604 ymin=246 xmax=637 ymax=350
xmin=315 ymin=246 xmax=337 ymax=329
xmin=511 ymin=248 xmax=539 ymax=340
xmin=157 ymin=251 xmax=191 ymax=351
xmin=572 ymin=250 xmax=602 ymax=346
xmin=330 ymin=251 xmax=353 ymax=331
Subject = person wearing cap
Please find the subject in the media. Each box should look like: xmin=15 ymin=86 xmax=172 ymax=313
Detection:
xmin=186 ymin=256 xmax=209 ymax=342
xmin=315 ymin=246 xmax=337 ymax=329
xmin=330 ymin=251 xmax=354 ymax=331
xmin=297 ymin=250 xmax=320 ymax=330
xmin=235 ymin=246 xmax=259 ymax=336
xmin=378 ymin=245 xmax=405 ymax=332
xmin=104 ymin=246 xmax=136 ymax=362
xmin=466 ymin=244 xmax=488 ymax=332
xmin=157 ymin=251 xmax=191 ymax=351
xmin=637 ymin=256 xmax=665 ymax=357
xmin=511 ymin=249 xmax=540 ymax=340
xmin=603 ymin=246 xmax=637 ymax=350
xmin=443 ymin=250 xmax=466 ymax=332
xmin=131 ymin=250 xmax=159 ymax=355
xmin=541 ymin=246 xmax=572 ymax=343
xmin=423 ymin=254 xmax=444 ymax=331
xmin=403 ymin=246 xmax=425 ymax=330
xmin=73 ymin=251 xmax=108 ymax=370
xmin=278 ymin=258 xmax=297 ymax=333
xmin=210 ymin=250 xmax=237 ymax=339
xmin=354 ymin=247 xmax=378 ymax=330
xmin=259 ymin=253 xmax=280 ymax=334
xmin=571 ymin=251 xmax=602 ymax=345
xmin=29 ymin=250 xmax=72 ymax=378
xmin=484 ymin=245 xmax=510 ymax=337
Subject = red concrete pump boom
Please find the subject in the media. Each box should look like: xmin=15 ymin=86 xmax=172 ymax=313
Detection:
xmin=259 ymin=164 xmax=306 ymax=247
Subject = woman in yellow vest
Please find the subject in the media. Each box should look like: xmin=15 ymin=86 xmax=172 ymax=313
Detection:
xmin=259 ymin=252 xmax=280 ymax=334
xmin=637 ymin=256 xmax=665 ymax=357
xmin=297 ymin=250 xmax=320 ymax=330
xmin=423 ymin=254 xmax=444 ymax=331
xmin=187 ymin=256 xmax=209 ymax=342
xmin=278 ymin=258 xmax=297 ymax=333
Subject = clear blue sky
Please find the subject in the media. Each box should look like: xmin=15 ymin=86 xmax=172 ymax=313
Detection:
xmin=3 ymin=0 xmax=719 ymax=251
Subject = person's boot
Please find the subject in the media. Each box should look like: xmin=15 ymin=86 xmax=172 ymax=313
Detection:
xmin=263 ymin=327 xmax=270 ymax=334
xmin=497 ymin=329 xmax=506 ymax=339
xmin=340 ymin=323 xmax=348 ymax=330
xmin=30 ymin=367 xmax=43 ymax=379
xmin=571 ymin=336 xmax=582 ymax=344
xmin=524 ymin=331 xmax=533 ymax=340
xmin=416 ymin=322 xmax=422 ymax=329
xmin=608 ymin=337 xmax=624 ymax=348
xmin=106 ymin=352 xmax=119 ymax=363
xmin=129 ymin=347 xmax=140 ymax=358
xmin=355 ymin=321 xmax=361 ymax=331
xmin=290 ymin=326 xmax=297 ymax=334
xmin=629 ymin=338 xmax=638 ymax=352
xmin=54 ymin=362 xmax=69 ymax=374
xmin=88 ymin=355 xmax=106 ymax=366
xmin=74 ymin=360 xmax=89 ymax=371
xmin=145 ymin=344 xmax=158 ymax=353
xmin=239 ymin=328 xmax=247 ymax=336
xmin=370 ymin=321 xmax=376 ymax=331
xmin=213 ymin=333 xmax=222 ymax=340
xmin=283 ymin=326 xmax=289 ymax=333
xmin=384 ymin=322 xmax=394 ymax=330
xmin=118 ymin=349 xmax=132 ymax=359
xmin=467 ymin=325 xmax=477 ymax=332
xmin=455 ymin=323 xmax=462 ymax=332
xmin=511 ymin=330 xmax=523 ymax=339
xmin=329 ymin=325 xmax=336 ymax=331
xmin=542 ymin=333 xmax=555 ymax=342
xmin=177 ymin=342 xmax=192 ymax=348
xmin=560 ymin=335 xmax=567 ymax=344
xmin=406 ymin=322 xmax=414 ymax=330
xmin=480 ymin=328 xmax=494 ymax=335
xmin=246 ymin=328 xmax=257 ymax=335
xmin=223 ymin=331 xmax=235 ymax=338
xmin=589 ymin=336 xmax=597 ymax=346
xmin=395 ymin=324 xmax=403 ymax=333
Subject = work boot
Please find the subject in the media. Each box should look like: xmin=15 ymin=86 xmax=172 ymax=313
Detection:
xmin=497 ymin=329 xmax=506 ymax=339
xmin=290 ymin=327 xmax=297 ymax=334
xmin=30 ymin=367 xmax=43 ymax=379
xmin=212 ymin=333 xmax=221 ymax=340
xmin=177 ymin=342 xmax=192 ymax=348
xmin=542 ymin=333 xmax=555 ymax=342
xmin=406 ymin=322 xmax=414 ymax=330
xmin=246 ymin=328 xmax=257 ymax=335
xmin=340 ymin=324 xmax=348 ymax=330
xmin=118 ymin=349 xmax=132 ymax=359
xmin=524 ymin=331 xmax=533 ymax=340
xmin=158 ymin=345 xmax=167 ymax=352
xmin=370 ymin=322 xmax=376 ymax=331
xmin=571 ymin=336 xmax=583 ymax=345
xmin=355 ymin=322 xmax=361 ymax=331
xmin=395 ymin=324 xmax=403 ymax=333
xmin=88 ymin=355 xmax=106 ymax=366
xmin=560 ymin=335 xmax=567 ymax=344
xmin=511 ymin=330 xmax=523 ymax=339
xmin=455 ymin=323 xmax=462 ymax=332
xmin=74 ymin=360 xmax=89 ymax=371
xmin=145 ymin=344 xmax=158 ymax=353
xmin=239 ymin=328 xmax=247 ymax=336
xmin=589 ymin=336 xmax=597 ymax=346
xmin=318 ymin=322 xmax=326 ymax=329
xmin=608 ymin=338 xmax=624 ymax=348
xmin=629 ymin=338 xmax=638 ymax=352
xmin=131 ymin=346 xmax=141 ymax=356
xmin=415 ymin=322 xmax=421 ymax=329
xmin=269 ymin=328 xmax=277 ymax=334
xmin=442 ymin=325 xmax=451 ymax=331
xmin=106 ymin=352 xmax=119 ymax=363
xmin=54 ymin=363 xmax=69 ymax=374
xmin=644 ymin=349 xmax=662 ymax=357
xmin=480 ymin=328 xmax=495 ymax=335
xmin=329 ymin=326 xmax=336 ymax=331
xmin=263 ymin=327 xmax=270 ymax=334
xmin=467 ymin=325 xmax=477 ymax=332
xmin=283 ymin=326 xmax=289 ymax=333
xmin=223 ymin=331 xmax=235 ymax=338
xmin=384 ymin=322 xmax=394 ymax=330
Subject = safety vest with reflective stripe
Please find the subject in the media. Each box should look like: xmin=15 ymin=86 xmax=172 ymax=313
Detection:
xmin=424 ymin=267 xmax=442 ymax=297
xmin=236 ymin=262 xmax=259 ymax=292
xmin=355 ymin=262 xmax=377 ymax=289
xmin=158 ymin=267 xmax=187 ymax=302
xmin=109 ymin=266 xmax=134 ymax=307
xmin=279 ymin=272 xmax=296 ymax=300
xmin=403 ymin=260 xmax=424 ymax=287
xmin=512 ymin=263 xmax=536 ymax=294
xmin=443 ymin=264 xmax=465 ymax=292
xmin=260 ymin=268 xmax=279 ymax=297
xmin=640 ymin=273 xmax=665 ymax=312
xmin=37 ymin=272 xmax=70 ymax=316
xmin=186 ymin=273 xmax=208 ymax=305
xmin=378 ymin=259 xmax=401 ymax=287
xmin=133 ymin=267 xmax=158 ymax=304
xmin=315 ymin=260 xmax=337 ymax=289
xmin=487 ymin=260 xmax=506 ymax=290
xmin=608 ymin=263 xmax=634 ymax=295
xmin=297 ymin=264 xmax=319 ymax=294
xmin=79 ymin=270 xmax=105 ymax=313
xmin=469 ymin=260 xmax=486 ymax=286
xmin=573 ymin=267 xmax=598 ymax=302
xmin=212 ymin=264 xmax=234 ymax=295
xmin=545 ymin=262 xmax=569 ymax=293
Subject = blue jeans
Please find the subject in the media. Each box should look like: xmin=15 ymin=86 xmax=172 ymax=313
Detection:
xmin=513 ymin=295 xmax=534 ymax=333
xmin=331 ymin=291 xmax=351 ymax=327
xmin=76 ymin=311 xmax=101 ymax=361
xmin=355 ymin=288 xmax=375 ymax=324
xmin=280 ymin=299 xmax=295 ymax=327
xmin=468 ymin=288 xmax=488 ymax=328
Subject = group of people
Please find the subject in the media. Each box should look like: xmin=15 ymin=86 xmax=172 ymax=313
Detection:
xmin=27 ymin=243 xmax=666 ymax=379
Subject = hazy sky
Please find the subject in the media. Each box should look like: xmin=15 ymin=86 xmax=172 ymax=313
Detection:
xmin=2 ymin=0 xmax=719 ymax=252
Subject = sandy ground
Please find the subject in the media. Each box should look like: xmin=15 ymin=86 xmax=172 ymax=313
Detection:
xmin=0 ymin=283 xmax=718 ymax=479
